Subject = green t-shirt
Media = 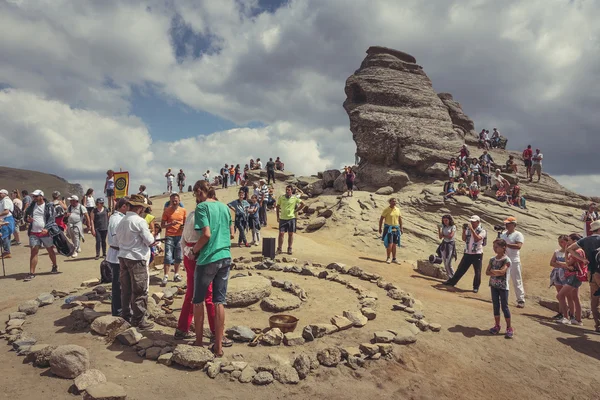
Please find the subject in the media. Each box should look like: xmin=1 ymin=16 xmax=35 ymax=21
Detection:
xmin=277 ymin=195 xmax=301 ymax=221
xmin=194 ymin=201 xmax=232 ymax=266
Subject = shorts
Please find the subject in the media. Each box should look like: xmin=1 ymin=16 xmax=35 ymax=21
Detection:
xmin=550 ymin=267 xmax=566 ymax=286
xmin=193 ymin=258 xmax=231 ymax=305
xmin=565 ymin=274 xmax=583 ymax=288
xmin=29 ymin=234 xmax=54 ymax=248
xmin=279 ymin=218 xmax=296 ymax=233
xmin=532 ymin=164 xmax=542 ymax=174
xmin=386 ymin=230 xmax=400 ymax=246
xmin=106 ymin=188 xmax=115 ymax=197
xmin=164 ymin=235 xmax=183 ymax=264
xmin=524 ymin=159 xmax=532 ymax=167
xmin=346 ymin=181 xmax=353 ymax=190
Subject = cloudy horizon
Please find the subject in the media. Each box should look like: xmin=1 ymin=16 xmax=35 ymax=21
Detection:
xmin=0 ymin=0 xmax=597 ymax=197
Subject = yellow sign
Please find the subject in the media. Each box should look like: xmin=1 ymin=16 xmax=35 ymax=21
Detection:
xmin=113 ymin=171 xmax=129 ymax=198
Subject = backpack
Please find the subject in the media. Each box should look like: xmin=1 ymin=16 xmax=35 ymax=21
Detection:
xmin=52 ymin=230 xmax=75 ymax=257
xmin=99 ymin=259 xmax=113 ymax=283
xmin=12 ymin=204 xmax=23 ymax=222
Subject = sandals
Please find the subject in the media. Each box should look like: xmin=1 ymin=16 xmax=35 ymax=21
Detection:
xmin=161 ymin=305 xmax=173 ymax=314
xmin=209 ymin=344 xmax=224 ymax=358
xmin=210 ymin=336 xmax=233 ymax=347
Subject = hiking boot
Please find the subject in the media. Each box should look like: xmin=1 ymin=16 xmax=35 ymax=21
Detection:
xmin=24 ymin=274 xmax=35 ymax=282
xmin=516 ymin=301 xmax=525 ymax=308
xmin=489 ymin=325 xmax=501 ymax=335
xmin=505 ymin=327 xmax=514 ymax=339
xmin=135 ymin=320 xmax=155 ymax=330
xmin=161 ymin=276 xmax=168 ymax=287
xmin=173 ymin=274 xmax=182 ymax=283
xmin=473 ymin=288 xmax=479 ymax=294
xmin=95 ymin=255 xmax=100 ymax=260
xmin=174 ymin=329 xmax=195 ymax=340
xmin=71 ymin=252 xmax=78 ymax=258
xmin=245 ymin=243 xmax=252 ymax=248
xmin=552 ymin=313 xmax=563 ymax=320
xmin=51 ymin=265 xmax=59 ymax=274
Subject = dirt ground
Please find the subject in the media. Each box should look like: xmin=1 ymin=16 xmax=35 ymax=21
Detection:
xmin=1 ymin=185 xmax=599 ymax=400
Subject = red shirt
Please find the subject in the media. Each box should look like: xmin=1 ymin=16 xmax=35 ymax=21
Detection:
xmin=522 ymin=148 xmax=533 ymax=160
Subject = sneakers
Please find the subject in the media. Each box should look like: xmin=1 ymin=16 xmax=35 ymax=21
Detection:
xmin=558 ymin=317 xmax=571 ymax=325
xmin=254 ymin=242 xmax=259 ymax=247
xmin=276 ymin=248 xmax=282 ymax=255
xmin=473 ymin=288 xmax=479 ymax=293
xmin=392 ymin=258 xmax=399 ymax=264
xmin=552 ymin=313 xmax=564 ymax=320
xmin=71 ymin=252 xmax=78 ymax=258
xmin=95 ymin=255 xmax=100 ymax=260
xmin=505 ymin=327 xmax=514 ymax=339
xmin=173 ymin=274 xmax=182 ymax=283
xmin=174 ymin=329 xmax=196 ymax=340
xmin=287 ymin=247 xmax=293 ymax=255
xmin=51 ymin=265 xmax=59 ymax=274
xmin=386 ymin=257 xmax=391 ymax=264
xmin=135 ymin=320 xmax=155 ymax=330
xmin=161 ymin=276 xmax=168 ymax=287
xmin=24 ymin=274 xmax=36 ymax=282
xmin=516 ymin=301 xmax=525 ymax=308
xmin=245 ymin=243 xmax=252 ymax=248
xmin=571 ymin=319 xmax=583 ymax=326
xmin=489 ymin=325 xmax=500 ymax=335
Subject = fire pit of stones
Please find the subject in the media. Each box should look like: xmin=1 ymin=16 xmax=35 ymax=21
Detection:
xmin=2 ymin=257 xmax=442 ymax=390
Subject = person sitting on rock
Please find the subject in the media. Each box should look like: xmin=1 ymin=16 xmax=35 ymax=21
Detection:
xmin=496 ymin=185 xmax=508 ymax=202
xmin=249 ymin=159 xmax=255 ymax=170
xmin=508 ymin=185 xmax=526 ymax=209
xmin=469 ymin=158 xmax=481 ymax=186
xmin=479 ymin=150 xmax=494 ymax=168
xmin=459 ymin=145 xmax=470 ymax=163
xmin=443 ymin=178 xmax=456 ymax=200
xmin=505 ymin=155 xmax=518 ymax=174
xmin=456 ymin=178 xmax=469 ymax=195
xmin=479 ymin=130 xmax=490 ymax=150
xmin=447 ymin=157 xmax=457 ymax=178
xmin=490 ymin=169 xmax=509 ymax=191
xmin=275 ymin=157 xmax=285 ymax=171
xmin=469 ymin=181 xmax=480 ymax=200
xmin=459 ymin=161 xmax=469 ymax=181
xmin=491 ymin=128 xmax=501 ymax=148
xmin=480 ymin=161 xmax=491 ymax=188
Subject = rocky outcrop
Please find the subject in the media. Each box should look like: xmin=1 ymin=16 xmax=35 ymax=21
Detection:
xmin=344 ymin=46 xmax=469 ymax=188
xmin=437 ymin=93 xmax=475 ymax=135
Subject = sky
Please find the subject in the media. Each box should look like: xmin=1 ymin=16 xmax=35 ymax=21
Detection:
xmin=0 ymin=0 xmax=598 ymax=196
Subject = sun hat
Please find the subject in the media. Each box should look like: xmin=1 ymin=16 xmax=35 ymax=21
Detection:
xmin=32 ymin=190 xmax=44 ymax=197
xmin=67 ymin=195 xmax=79 ymax=201
xmin=469 ymin=215 xmax=481 ymax=222
xmin=0 ymin=189 xmax=8 ymax=195
xmin=504 ymin=216 xmax=517 ymax=224
xmin=126 ymin=194 xmax=147 ymax=207
xmin=591 ymin=220 xmax=600 ymax=232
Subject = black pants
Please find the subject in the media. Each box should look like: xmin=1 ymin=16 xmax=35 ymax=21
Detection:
xmin=222 ymin=175 xmax=228 ymax=189
xmin=491 ymin=287 xmax=511 ymax=318
xmin=259 ymin=202 xmax=268 ymax=226
xmin=95 ymin=230 xmax=108 ymax=256
xmin=235 ymin=219 xmax=247 ymax=244
xmin=110 ymin=261 xmax=122 ymax=317
xmin=267 ymin=170 xmax=275 ymax=185
xmin=447 ymin=253 xmax=483 ymax=290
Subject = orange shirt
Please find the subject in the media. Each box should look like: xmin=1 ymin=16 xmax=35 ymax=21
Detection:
xmin=161 ymin=206 xmax=187 ymax=237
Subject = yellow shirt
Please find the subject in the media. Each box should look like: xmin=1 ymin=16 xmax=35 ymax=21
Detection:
xmin=381 ymin=206 xmax=401 ymax=226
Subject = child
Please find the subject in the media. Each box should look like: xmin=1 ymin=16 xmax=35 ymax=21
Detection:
xmin=486 ymin=239 xmax=514 ymax=338
xmin=247 ymin=195 xmax=261 ymax=246
xmin=456 ymin=178 xmax=469 ymax=195
xmin=469 ymin=181 xmax=480 ymax=200
xmin=496 ymin=185 xmax=508 ymax=202
xmin=203 ymin=170 xmax=210 ymax=182
xmin=447 ymin=158 xmax=457 ymax=178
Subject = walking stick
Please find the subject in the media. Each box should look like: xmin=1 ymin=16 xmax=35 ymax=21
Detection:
xmin=1 ymin=249 xmax=5 ymax=277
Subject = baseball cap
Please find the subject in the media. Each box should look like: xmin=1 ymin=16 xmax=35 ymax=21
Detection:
xmin=504 ymin=216 xmax=517 ymax=224
xmin=32 ymin=189 xmax=44 ymax=197
xmin=591 ymin=220 xmax=600 ymax=232
xmin=96 ymin=197 xmax=105 ymax=203
xmin=0 ymin=189 xmax=8 ymax=195
xmin=67 ymin=195 xmax=79 ymax=201
xmin=469 ymin=215 xmax=481 ymax=222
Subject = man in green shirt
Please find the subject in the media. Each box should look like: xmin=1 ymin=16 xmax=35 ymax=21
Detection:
xmin=276 ymin=185 xmax=304 ymax=255
xmin=191 ymin=180 xmax=233 ymax=357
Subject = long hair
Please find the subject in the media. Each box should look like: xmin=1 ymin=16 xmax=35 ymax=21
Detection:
xmin=12 ymin=190 xmax=21 ymax=200
xmin=441 ymin=214 xmax=455 ymax=227
xmin=85 ymin=188 xmax=94 ymax=196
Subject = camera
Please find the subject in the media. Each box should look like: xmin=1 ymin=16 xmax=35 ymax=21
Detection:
xmin=493 ymin=225 xmax=504 ymax=232
xmin=463 ymin=223 xmax=469 ymax=230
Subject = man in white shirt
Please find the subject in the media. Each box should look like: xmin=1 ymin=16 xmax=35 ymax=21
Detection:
xmin=107 ymin=198 xmax=129 ymax=317
xmin=0 ymin=189 xmax=15 ymax=258
xmin=531 ymin=148 xmax=543 ymax=182
xmin=115 ymin=194 xmax=156 ymax=329
xmin=65 ymin=195 xmax=89 ymax=258
xmin=23 ymin=190 xmax=59 ymax=280
xmin=500 ymin=216 xmax=526 ymax=307
xmin=490 ymin=169 xmax=509 ymax=191
xmin=444 ymin=215 xmax=487 ymax=293
xmin=258 ymin=179 xmax=269 ymax=226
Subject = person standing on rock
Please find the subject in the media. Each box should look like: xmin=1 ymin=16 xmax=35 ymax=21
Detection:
xmin=581 ymin=203 xmax=599 ymax=237
xmin=177 ymin=169 xmax=186 ymax=193
xmin=190 ymin=180 xmax=233 ymax=356
xmin=566 ymin=220 xmax=600 ymax=333
xmin=23 ymin=190 xmax=59 ymax=280
xmin=276 ymin=185 xmax=304 ymax=255
xmin=266 ymin=158 xmax=276 ymax=185
xmin=344 ymin=167 xmax=356 ymax=197
xmin=115 ymin=194 xmax=156 ymax=329
xmin=165 ymin=168 xmax=175 ymax=193
xmin=522 ymin=145 xmax=533 ymax=181
xmin=161 ymin=193 xmax=186 ymax=286
xmin=107 ymin=198 xmax=129 ymax=317
xmin=379 ymin=198 xmax=403 ymax=264
xmin=434 ymin=214 xmax=457 ymax=278
xmin=531 ymin=148 xmax=543 ymax=182
xmin=258 ymin=179 xmax=269 ymax=226
xmin=443 ymin=215 xmax=487 ymax=293
xmin=500 ymin=217 xmax=526 ymax=308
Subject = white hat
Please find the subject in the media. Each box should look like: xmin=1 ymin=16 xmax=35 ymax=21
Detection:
xmin=0 ymin=189 xmax=8 ymax=195
xmin=67 ymin=195 xmax=79 ymax=201
xmin=591 ymin=220 xmax=600 ymax=232
xmin=31 ymin=189 xmax=44 ymax=197
xmin=469 ymin=215 xmax=481 ymax=222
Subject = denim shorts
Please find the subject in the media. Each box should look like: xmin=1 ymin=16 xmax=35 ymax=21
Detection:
xmin=164 ymin=235 xmax=183 ymax=265
xmin=193 ymin=258 xmax=231 ymax=305
xmin=29 ymin=234 xmax=54 ymax=248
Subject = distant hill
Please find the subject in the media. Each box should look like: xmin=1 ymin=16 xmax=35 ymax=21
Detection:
xmin=0 ymin=166 xmax=83 ymax=199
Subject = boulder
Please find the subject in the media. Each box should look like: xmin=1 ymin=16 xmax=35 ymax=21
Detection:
xmin=74 ymin=369 xmax=107 ymax=393
xmin=261 ymin=328 xmax=284 ymax=346
xmin=239 ymin=366 xmax=256 ymax=383
xmin=317 ymin=347 xmax=342 ymax=367
xmin=361 ymin=308 xmax=377 ymax=320
xmin=330 ymin=316 xmax=353 ymax=331
xmin=172 ymin=344 xmax=214 ymax=369
xmin=253 ymin=371 xmax=274 ymax=385
xmin=343 ymin=310 xmax=368 ymax=327
xmin=273 ymin=365 xmax=300 ymax=384
xmin=49 ymin=345 xmax=90 ymax=379
xmin=359 ymin=343 xmax=379 ymax=357
xmin=206 ymin=361 xmax=222 ymax=379
xmin=306 ymin=180 xmax=325 ymax=196
xmin=437 ymin=92 xmax=475 ymax=134
xmin=18 ymin=300 xmax=39 ymax=315
xmin=34 ymin=345 xmax=57 ymax=368
xmin=283 ymin=332 xmax=305 ymax=346
xmin=373 ymin=331 xmax=395 ymax=343
xmin=375 ymin=186 xmax=394 ymax=195
xmin=303 ymin=324 xmax=337 ymax=340
xmin=393 ymin=329 xmax=418 ymax=345
xmin=226 ymin=326 xmax=256 ymax=342
xmin=90 ymin=316 xmax=130 ymax=336
xmin=321 ymin=170 xmax=341 ymax=188
xmin=116 ymin=328 xmax=143 ymax=346
xmin=83 ymin=382 xmax=126 ymax=400
xmin=9 ymin=312 xmax=27 ymax=320
xmin=226 ymin=276 xmax=272 ymax=307
xmin=417 ymin=260 xmax=449 ymax=280
xmin=36 ymin=293 xmax=55 ymax=306
xmin=260 ymin=293 xmax=301 ymax=312
xmin=157 ymin=353 xmax=173 ymax=366
xmin=306 ymin=217 xmax=326 ymax=232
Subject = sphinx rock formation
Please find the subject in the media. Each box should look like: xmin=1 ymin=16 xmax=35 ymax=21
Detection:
xmin=343 ymin=46 xmax=475 ymax=189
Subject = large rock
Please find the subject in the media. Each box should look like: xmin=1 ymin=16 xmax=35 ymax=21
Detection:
xmin=321 ymin=170 xmax=341 ymax=188
xmin=34 ymin=345 xmax=57 ymax=368
xmin=375 ymin=186 xmax=394 ymax=195
xmin=261 ymin=293 xmax=302 ymax=312
xmin=317 ymin=347 xmax=342 ymax=367
xmin=49 ymin=345 xmax=90 ymax=379
xmin=171 ymin=344 xmax=214 ymax=369
xmin=90 ymin=316 xmax=130 ymax=336
xmin=417 ymin=260 xmax=449 ymax=280
xmin=226 ymin=276 xmax=272 ymax=307
xmin=226 ymin=326 xmax=256 ymax=342
xmin=343 ymin=310 xmax=368 ymax=327
xmin=116 ymin=328 xmax=143 ymax=346
xmin=74 ymin=369 xmax=107 ymax=393
xmin=18 ymin=300 xmax=39 ymax=315
xmin=306 ymin=217 xmax=326 ymax=232
xmin=83 ymin=382 xmax=126 ymax=400
xmin=437 ymin=92 xmax=475 ymax=134
xmin=36 ymin=293 xmax=55 ymax=306
xmin=261 ymin=328 xmax=284 ymax=346
xmin=343 ymin=46 xmax=466 ymax=181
